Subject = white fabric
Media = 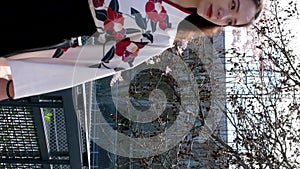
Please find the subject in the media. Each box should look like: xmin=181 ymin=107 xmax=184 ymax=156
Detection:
xmin=7 ymin=0 xmax=189 ymax=99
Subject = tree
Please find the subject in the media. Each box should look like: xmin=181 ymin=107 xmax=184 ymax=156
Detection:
xmin=220 ymin=0 xmax=300 ymax=168
xmin=90 ymin=0 xmax=300 ymax=168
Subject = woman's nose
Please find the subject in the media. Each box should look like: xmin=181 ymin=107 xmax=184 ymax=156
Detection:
xmin=215 ymin=8 xmax=229 ymax=20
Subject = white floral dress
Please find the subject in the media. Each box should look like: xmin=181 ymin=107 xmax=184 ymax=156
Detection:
xmin=7 ymin=0 xmax=191 ymax=99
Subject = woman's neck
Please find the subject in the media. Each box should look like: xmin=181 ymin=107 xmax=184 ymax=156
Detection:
xmin=167 ymin=0 xmax=200 ymax=8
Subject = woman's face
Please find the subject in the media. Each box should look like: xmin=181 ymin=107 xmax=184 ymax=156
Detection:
xmin=196 ymin=0 xmax=257 ymax=26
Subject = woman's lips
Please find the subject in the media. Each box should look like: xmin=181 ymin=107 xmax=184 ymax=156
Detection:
xmin=206 ymin=4 xmax=212 ymax=18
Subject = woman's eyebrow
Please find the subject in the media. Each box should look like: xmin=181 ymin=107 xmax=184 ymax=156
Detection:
xmin=236 ymin=0 xmax=240 ymax=13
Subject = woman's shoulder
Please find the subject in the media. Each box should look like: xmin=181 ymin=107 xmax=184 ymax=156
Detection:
xmin=89 ymin=0 xmax=190 ymax=31
xmin=90 ymin=0 xmax=191 ymax=15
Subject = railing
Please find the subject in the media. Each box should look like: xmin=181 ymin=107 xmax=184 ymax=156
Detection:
xmin=0 ymin=88 xmax=88 ymax=169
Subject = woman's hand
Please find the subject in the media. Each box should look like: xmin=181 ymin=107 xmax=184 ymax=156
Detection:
xmin=0 ymin=58 xmax=14 ymax=100
xmin=0 ymin=78 xmax=14 ymax=100
xmin=0 ymin=58 xmax=11 ymax=80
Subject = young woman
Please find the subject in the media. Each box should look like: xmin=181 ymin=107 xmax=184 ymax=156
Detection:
xmin=0 ymin=0 xmax=263 ymax=100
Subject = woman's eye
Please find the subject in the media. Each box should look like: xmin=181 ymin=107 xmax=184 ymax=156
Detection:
xmin=231 ymin=0 xmax=236 ymax=10
xmin=228 ymin=19 xmax=233 ymax=25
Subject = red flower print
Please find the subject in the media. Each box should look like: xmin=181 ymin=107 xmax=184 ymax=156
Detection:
xmin=92 ymin=0 xmax=104 ymax=8
xmin=145 ymin=0 xmax=168 ymax=30
xmin=115 ymin=38 xmax=147 ymax=62
xmin=104 ymin=8 xmax=126 ymax=40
